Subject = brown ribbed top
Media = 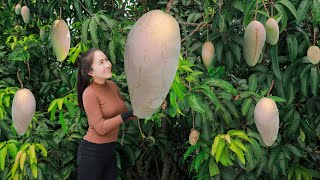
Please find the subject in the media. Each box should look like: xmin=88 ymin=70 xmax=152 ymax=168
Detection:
xmin=82 ymin=80 xmax=128 ymax=144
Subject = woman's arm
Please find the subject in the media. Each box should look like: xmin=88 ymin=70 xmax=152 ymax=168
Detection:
xmin=83 ymin=89 xmax=124 ymax=135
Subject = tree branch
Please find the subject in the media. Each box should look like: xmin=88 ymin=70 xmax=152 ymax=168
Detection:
xmin=181 ymin=22 xmax=207 ymax=42
xmin=166 ymin=0 xmax=174 ymax=14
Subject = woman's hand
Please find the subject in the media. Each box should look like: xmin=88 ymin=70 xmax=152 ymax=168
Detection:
xmin=121 ymin=110 xmax=137 ymax=122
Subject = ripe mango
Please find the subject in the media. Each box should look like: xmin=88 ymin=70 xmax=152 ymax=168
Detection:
xmin=243 ymin=20 xmax=266 ymax=67
xmin=189 ymin=129 xmax=200 ymax=145
xmin=15 ymin=3 xmax=21 ymax=15
xmin=254 ymin=97 xmax=279 ymax=146
xmin=307 ymin=46 xmax=320 ymax=64
xmin=265 ymin=18 xmax=279 ymax=45
xmin=21 ymin=6 xmax=30 ymax=24
xmin=202 ymin=41 xmax=215 ymax=68
xmin=50 ymin=19 xmax=71 ymax=62
xmin=12 ymin=89 xmax=36 ymax=135
xmin=125 ymin=10 xmax=181 ymax=118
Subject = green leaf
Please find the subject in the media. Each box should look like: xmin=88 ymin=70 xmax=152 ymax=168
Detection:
xmin=282 ymin=63 xmax=293 ymax=88
xmin=287 ymin=111 xmax=301 ymax=136
xmin=248 ymin=74 xmax=257 ymax=92
xmin=220 ymin=106 xmax=232 ymax=125
xmin=29 ymin=145 xmax=36 ymax=160
xmin=285 ymin=144 xmax=303 ymax=157
xmin=310 ymin=66 xmax=319 ymax=96
xmin=248 ymin=138 xmax=261 ymax=160
xmin=268 ymin=96 xmax=286 ymax=103
xmin=7 ymin=143 xmax=18 ymax=158
xmin=187 ymin=93 xmax=205 ymax=113
xmin=184 ymin=145 xmax=197 ymax=160
xmin=195 ymin=150 xmax=205 ymax=172
xmin=223 ymin=100 xmax=239 ymax=119
xmin=203 ymin=78 xmax=238 ymax=96
xmin=0 ymin=108 xmax=3 ymax=120
xmin=31 ymin=163 xmax=38 ymax=179
xmin=229 ymin=141 xmax=245 ymax=165
xmin=233 ymin=138 xmax=246 ymax=152
xmin=230 ymin=43 xmax=241 ymax=63
xmin=169 ymin=91 xmax=177 ymax=117
xmin=109 ymin=40 xmax=116 ymax=65
xmin=277 ymin=0 xmax=298 ymax=19
xmin=68 ymin=43 xmax=82 ymax=64
xmin=89 ymin=17 xmax=99 ymax=44
xmin=20 ymin=143 xmax=30 ymax=151
xmin=268 ymin=147 xmax=280 ymax=169
xmin=279 ymin=156 xmax=287 ymax=175
xmin=172 ymin=74 xmax=186 ymax=101
xmin=274 ymin=4 xmax=288 ymax=33
xmin=271 ymin=45 xmax=282 ymax=80
xmin=245 ymin=144 xmax=255 ymax=170
xmin=3 ymin=95 xmax=10 ymax=107
xmin=193 ymin=85 xmax=222 ymax=110
xmin=286 ymin=83 xmax=295 ymax=105
xmin=296 ymin=0 xmax=312 ymax=23
xmin=59 ymin=111 xmax=68 ymax=134
xmin=246 ymin=103 xmax=255 ymax=125
xmin=219 ymin=14 xmax=226 ymax=32
xmin=211 ymin=135 xmax=221 ymax=156
xmin=35 ymin=144 xmax=47 ymax=157
xmin=19 ymin=152 xmax=26 ymax=171
xmin=312 ymin=0 xmax=320 ymax=23
xmin=243 ymin=0 xmax=256 ymax=27
xmin=81 ymin=19 xmax=91 ymax=45
xmin=215 ymin=41 xmax=223 ymax=62
xmin=242 ymin=98 xmax=253 ymax=116
xmin=286 ymin=34 xmax=298 ymax=61
xmin=48 ymin=99 xmax=58 ymax=112
xmin=219 ymin=147 xmax=234 ymax=166
xmin=64 ymin=99 xmax=75 ymax=118
xmin=288 ymin=166 xmax=295 ymax=179
xmin=0 ymin=146 xmax=7 ymax=170
xmin=209 ymin=158 xmax=220 ymax=176
xmin=295 ymin=167 xmax=302 ymax=180
xmin=215 ymin=140 xmax=226 ymax=163
xmin=227 ymin=130 xmax=250 ymax=141
xmin=57 ymin=98 xmax=64 ymax=110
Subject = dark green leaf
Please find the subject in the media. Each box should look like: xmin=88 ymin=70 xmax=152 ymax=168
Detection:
xmin=277 ymin=0 xmax=298 ymax=19
xmin=310 ymin=66 xmax=319 ymax=96
xmin=271 ymin=45 xmax=282 ymax=80
xmin=187 ymin=93 xmax=205 ymax=114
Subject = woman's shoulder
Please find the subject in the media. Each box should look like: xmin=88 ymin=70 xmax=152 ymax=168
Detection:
xmin=83 ymin=84 xmax=96 ymax=98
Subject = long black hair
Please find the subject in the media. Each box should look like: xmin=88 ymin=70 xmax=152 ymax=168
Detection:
xmin=76 ymin=49 xmax=99 ymax=111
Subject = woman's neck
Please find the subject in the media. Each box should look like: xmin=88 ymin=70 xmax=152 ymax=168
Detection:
xmin=92 ymin=77 xmax=106 ymax=85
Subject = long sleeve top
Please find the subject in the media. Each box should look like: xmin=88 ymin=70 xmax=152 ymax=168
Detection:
xmin=82 ymin=80 xmax=128 ymax=144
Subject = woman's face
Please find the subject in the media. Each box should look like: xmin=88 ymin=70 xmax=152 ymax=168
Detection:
xmin=88 ymin=50 xmax=112 ymax=80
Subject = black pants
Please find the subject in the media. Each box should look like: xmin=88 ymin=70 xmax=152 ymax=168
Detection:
xmin=77 ymin=139 xmax=117 ymax=180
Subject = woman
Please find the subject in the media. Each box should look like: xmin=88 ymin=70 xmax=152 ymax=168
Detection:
xmin=76 ymin=49 xmax=135 ymax=180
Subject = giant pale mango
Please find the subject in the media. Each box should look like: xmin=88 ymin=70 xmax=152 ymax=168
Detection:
xmin=254 ymin=97 xmax=279 ymax=146
xmin=202 ymin=41 xmax=215 ymax=68
xmin=50 ymin=19 xmax=71 ymax=62
xmin=15 ymin=3 xmax=21 ymax=15
xmin=124 ymin=10 xmax=181 ymax=118
xmin=265 ymin=18 xmax=279 ymax=45
xmin=243 ymin=20 xmax=266 ymax=67
xmin=21 ymin=6 xmax=30 ymax=24
xmin=307 ymin=46 xmax=320 ymax=64
xmin=12 ymin=89 xmax=36 ymax=135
